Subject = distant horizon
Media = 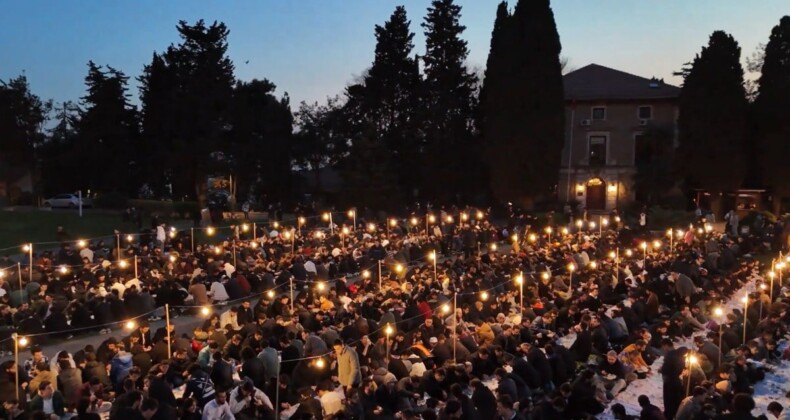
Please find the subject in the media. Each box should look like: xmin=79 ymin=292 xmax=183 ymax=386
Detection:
xmin=1 ymin=1 xmax=783 ymax=109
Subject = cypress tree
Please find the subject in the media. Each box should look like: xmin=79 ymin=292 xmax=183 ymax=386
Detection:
xmin=677 ymin=31 xmax=747 ymax=215
xmin=753 ymin=16 xmax=790 ymax=214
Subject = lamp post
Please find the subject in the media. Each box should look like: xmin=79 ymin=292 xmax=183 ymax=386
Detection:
xmin=430 ymin=251 xmax=438 ymax=282
xmin=516 ymin=272 xmax=524 ymax=315
xmin=769 ymin=271 xmax=776 ymax=303
xmin=742 ymin=296 xmax=749 ymax=343
xmin=298 ymin=217 xmax=305 ymax=238
xmin=714 ymin=307 xmax=724 ymax=367
xmin=567 ymin=263 xmax=576 ymax=293
xmin=134 ymin=256 xmax=138 ymax=279
xmin=667 ymin=229 xmax=674 ymax=255
xmin=609 ymin=249 xmax=619 ymax=285
xmin=426 ymin=214 xmax=436 ymax=236
xmin=16 ymin=262 xmax=23 ymax=301
xmin=341 ymin=227 xmax=349 ymax=249
xmin=686 ymin=353 xmax=698 ymax=396
xmin=600 ymin=216 xmax=608 ymax=236
xmin=22 ymin=243 xmax=33 ymax=283
xmin=589 ymin=221 xmax=596 ymax=237
xmin=348 ymin=209 xmax=356 ymax=231
xmin=387 ymin=218 xmax=397 ymax=236
xmin=11 ymin=333 xmax=28 ymax=400
xmin=116 ymin=233 xmax=121 ymax=261
xmin=165 ymin=303 xmax=172 ymax=357
xmin=323 ymin=212 xmax=334 ymax=235
xmin=640 ymin=242 xmax=648 ymax=268
xmin=545 ymin=226 xmax=553 ymax=242
xmin=385 ymin=324 xmax=393 ymax=362
xmin=290 ymin=276 xmax=294 ymax=312
xmin=378 ymin=260 xmax=383 ymax=291
xmin=575 ymin=220 xmax=583 ymax=242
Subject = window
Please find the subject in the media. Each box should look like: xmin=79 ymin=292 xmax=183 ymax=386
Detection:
xmin=592 ymin=107 xmax=606 ymax=120
xmin=638 ymin=106 xmax=652 ymax=119
xmin=589 ymin=136 xmax=607 ymax=166
xmin=634 ymin=134 xmax=650 ymax=166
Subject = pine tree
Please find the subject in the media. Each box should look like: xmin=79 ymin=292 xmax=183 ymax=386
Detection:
xmin=75 ymin=61 xmax=139 ymax=194
xmin=677 ymin=31 xmax=748 ymax=215
xmin=482 ymin=0 xmax=564 ymax=207
xmin=138 ymin=52 xmax=177 ymax=197
xmin=753 ymin=16 xmax=790 ymax=214
xmin=360 ymin=6 xmax=422 ymax=198
xmin=421 ymin=0 xmax=479 ymax=202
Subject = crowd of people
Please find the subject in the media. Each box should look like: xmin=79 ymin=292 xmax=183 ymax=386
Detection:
xmin=0 ymin=205 xmax=788 ymax=420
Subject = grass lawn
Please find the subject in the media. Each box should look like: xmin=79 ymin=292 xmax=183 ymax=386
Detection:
xmin=0 ymin=208 xmax=138 ymax=252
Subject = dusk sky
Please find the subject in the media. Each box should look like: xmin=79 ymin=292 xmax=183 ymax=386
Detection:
xmin=0 ymin=1 xmax=784 ymax=108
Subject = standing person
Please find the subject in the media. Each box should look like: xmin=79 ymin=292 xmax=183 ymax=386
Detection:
xmin=333 ymin=339 xmax=361 ymax=391
xmin=660 ymin=340 xmax=686 ymax=420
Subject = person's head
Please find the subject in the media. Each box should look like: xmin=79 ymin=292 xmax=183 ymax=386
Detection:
xmin=732 ymin=393 xmax=756 ymax=413
xmin=38 ymin=381 xmax=54 ymax=399
xmin=89 ymin=376 xmax=102 ymax=392
xmin=692 ymin=386 xmax=706 ymax=402
xmin=141 ymin=398 xmax=159 ymax=419
xmin=611 ymin=403 xmax=627 ymax=419
xmin=31 ymin=346 xmax=44 ymax=361
xmin=333 ymin=339 xmax=345 ymax=355
xmin=606 ymin=350 xmax=618 ymax=364
xmin=638 ymin=395 xmax=651 ymax=408
xmin=215 ymin=390 xmax=228 ymax=405
xmin=496 ymin=395 xmax=516 ymax=417
xmin=767 ymin=401 xmax=783 ymax=417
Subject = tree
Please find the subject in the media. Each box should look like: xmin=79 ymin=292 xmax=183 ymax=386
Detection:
xmin=138 ymin=52 xmax=177 ymax=197
xmin=753 ymin=16 xmax=790 ymax=214
xmin=420 ymin=0 xmax=480 ymax=202
xmin=677 ymin=31 xmax=748 ymax=215
xmin=482 ymin=0 xmax=565 ymax=207
xmin=138 ymin=20 xmax=235 ymax=205
xmin=292 ymin=98 xmax=348 ymax=193
xmin=631 ymin=125 xmax=676 ymax=206
xmin=0 ymin=74 xmax=51 ymax=201
xmin=39 ymin=101 xmax=80 ymax=195
xmin=73 ymin=61 xmax=139 ymax=194
xmin=230 ymin=79 xmax=294 ymax=201
xmin=355 ymin=6 xmax=422 ymax=198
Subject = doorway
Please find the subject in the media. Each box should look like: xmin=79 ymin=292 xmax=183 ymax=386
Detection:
xmin=586 ymin=178 xmax=606 ymax=210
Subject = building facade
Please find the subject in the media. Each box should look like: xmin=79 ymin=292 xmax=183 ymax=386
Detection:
xmin=558 ymin=64 xmax=680 ymax=211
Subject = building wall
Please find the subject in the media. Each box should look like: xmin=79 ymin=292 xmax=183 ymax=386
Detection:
xmin=558 ymin=99 xmax=678 ymax=209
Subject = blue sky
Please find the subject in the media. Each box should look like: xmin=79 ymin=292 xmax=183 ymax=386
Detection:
xmin=0 ymin=1 xmax=784 ymax=108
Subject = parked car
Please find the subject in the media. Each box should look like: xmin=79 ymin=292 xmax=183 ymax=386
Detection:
xmin=43 ymin=193 xmax=93 ymax=209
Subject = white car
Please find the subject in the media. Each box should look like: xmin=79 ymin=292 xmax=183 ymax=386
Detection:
xmin=43 ymin=194 xmax=93 ymax=208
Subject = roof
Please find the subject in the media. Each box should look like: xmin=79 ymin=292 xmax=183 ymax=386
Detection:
xmin=563 ymin=63 xmax=680 ymax=101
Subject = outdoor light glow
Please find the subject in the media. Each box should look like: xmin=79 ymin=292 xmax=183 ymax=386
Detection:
xmin=786 ymin=255 xmax=790 ymax=263
xmin=677 ymin=230 xmax=684 ymax=238
xmin=528 ymin=233 xmax=537 ymax=243
xmin=201 ymin=307 xmax=211 ymax=316
xmin=298 ymin=217 xmax=306 ymax=225
xmin=589 ymin=261 xmax=597 ymax=269
xmin=242 ymin=224 xmax=249 ymax=232
xmin=589 ymin=221 xmax=596 ymax=229
xmin=283 ymin=231 xmax=291 ymax=239
xmin=697 ymin=228 xmax=704 ymax=234
xmin=667 ymin=228 xmax=673 ymax=237
xmin=206 ymin=227 xmax=215 ymax=236
xmin=368 ymin=223 xmax=376 ymax=232
xmin=322 ymin=213 xmax=330 ymax=221
xmin=125 ymin=320 xmax=136 ymax=330
xmin=273 ymin=222 xmax=280 ymax=229
xmin=18 ymin=336 xmax=28 ymax=347
xmin=348 ymin=210 xmax=355 ymax=218
xmin=714 ymin=307 xmax=724 ymax=317
xmin=267 ymin=290 xmax=275 ymax=298
xmin=446 ymin=216 xmax=454 ymax=223
xmin=609 ymin=251 xmax=616 ymax=259
xmin=126 ymin=235 xmax=133 ymax=242
xmin=567 ymin=263 xmax=576 ymax=272
xmin=389 ymin=219 xmax=397 ymax=227
xmin=652 ymin=240 xmax=661 ymax=249
xmin=640 ymin=242 xmax=647 ymax=250
xmin=410 ymin=217 xmax=418 ymax=226
xmin=385 ymin=325 xmax=393 ymax=336
xmin=395 ymin=264 xmax=403 ymax=273
xmin=461 ymin=213 xmax=468 ymax=221
xmin=541 ymin=271 xmax=550 ymax=280
xmin=614 ymin=216 xmax=621 ymax=223
xmin=515 ymin=274 xmax=524 ymax=285
xmin=760 ymin=283 xmax=767 ymax=290
xmin=602 ymin=218 xmax=609 ymax=226
xmin=316 ymin=358 xmax=325 ymax=368
xmin=545 ymin=226 xmax=553 ymax=234
xmin=317 ymin=282 xmax=326 ymax=291
xmin=688 ymin=355 xmax=698 ymax=365
xmin=59 ymin=265 xmax=68 ymax=274
xmin=77 ymin=240 xmax=87 ymax=248
xmin=22 ymin=244 xmax=30 ymax=252
xmin=778 ymin=262 xmax=786 ymax=270
xmin=512 ymin=234 xmax=518 ymax=242
xmin=561 ymin=227 xmax=569 ymax=235
xmin=769 ymin=271 xmax=776 ymax=278
xmin=249 ymin=241 xmax=258 ymax=248
xmin=362 ymin=270 xmax=370 ymax=279
xmin=341 ymin=227 xmax=349 ymax=235
xmin=575 ymin=220 xmax=583 ymax=228
xmin=442 ymin=303 xmax=451 ymax=314
xmin=119 ymin=260 xmax=128 ymax=268
xmin=742 ymin=296 xmax=748 ymax=304
xmin=490 ymin=243 xmax=497 ymax=251
xmin=625 ymin=249 xmax=633 ymax=257
xmin=214 ymin=246 xmax=222 ymax=255
xmin=0 ymin=271 xmax=5 ymax=278
xmin=476 ymin=211 xmax=484 ymax=220
xmin=428 ymin=214 xmax=436 ymax=223
xmin=481 ymin=291 xmax=489 ymax=301
xmin=169 ymin=231 xmax=176 ymax=238
xmin=429 ymin=252 xmax=436 ymax=261
xmin=169 ymin=255 xmax=176 ymax=263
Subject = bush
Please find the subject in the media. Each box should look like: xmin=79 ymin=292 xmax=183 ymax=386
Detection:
xmin=94 ymin=192 xmax=129 ymax=209
xmin=129 ymin=199 xmax=199 ymax=220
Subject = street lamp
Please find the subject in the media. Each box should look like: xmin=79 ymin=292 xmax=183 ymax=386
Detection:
xmin=348 ymin=209 xmax=356 ymax=230
xmin=22 ymin=243 xmax=32 ymax=283
xmin=515 ymin=273 xmax=524 ymax=314
xmin=206 ymin=226 xmax=215 ymax=236
xmin=385 ymin=324 xmax=393 ymax=361
xmin=714 ymin=306 xmax=724 ymax=367
xmin=481 ymin=291 xmax=489 ymax=301
xmin=640 ymin=242 xmax=648 ymax=267
xmin=322 ymin=212 xmax=334 ymax=235
xmin=545 ymin=226 xmax=553 ymax=242
xmin=742 ymin=296 xmax=749 ymax=343
xmin=567 ymin=263 xmax=576 ymax=293
xmin=686 ymin=353 xmax=698 ymax=396
xmin=429 ymin=251 xmax=438 ymax=282
xmin=11 ymin=333 xmax=28 ymax=400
